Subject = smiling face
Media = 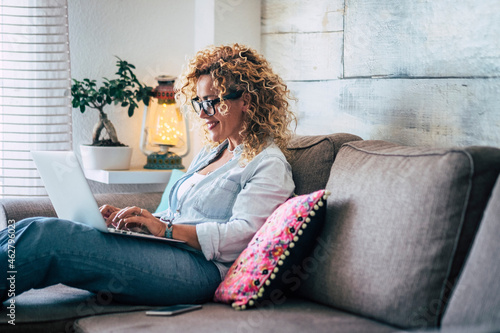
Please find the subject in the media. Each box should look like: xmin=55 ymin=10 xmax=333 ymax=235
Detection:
xmin=196 ymin=75 xmax=247 ymax=150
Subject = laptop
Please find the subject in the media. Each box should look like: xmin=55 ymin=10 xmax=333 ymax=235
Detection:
xmin=31 ymin=150 xmax=185 ymax=244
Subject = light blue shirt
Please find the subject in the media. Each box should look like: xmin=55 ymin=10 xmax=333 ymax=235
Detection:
xmin=157 ymin=139 xmax=295 ymax=278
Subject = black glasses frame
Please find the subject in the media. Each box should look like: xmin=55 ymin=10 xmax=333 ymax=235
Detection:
xmin=191 ymin=90 xmax=244 ymax=116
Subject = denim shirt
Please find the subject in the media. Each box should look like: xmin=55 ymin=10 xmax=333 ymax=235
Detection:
xmin=157 ymin=139 xmax=295 ymax=278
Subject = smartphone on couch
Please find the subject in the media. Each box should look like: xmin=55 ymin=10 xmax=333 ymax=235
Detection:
xmin=145 ymin=304 xmax=202 ymax=316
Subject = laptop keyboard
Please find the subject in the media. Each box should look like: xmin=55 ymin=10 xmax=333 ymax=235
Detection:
xmin=108 ymin=227 xmax=149 ymax=236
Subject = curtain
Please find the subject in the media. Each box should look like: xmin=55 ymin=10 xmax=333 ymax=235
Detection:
xmin=0 ymin=0 xmax=72 ymax=197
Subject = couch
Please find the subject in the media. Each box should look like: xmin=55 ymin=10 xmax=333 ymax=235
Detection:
xmin=1 ymin=133 xmax=499 ymax=333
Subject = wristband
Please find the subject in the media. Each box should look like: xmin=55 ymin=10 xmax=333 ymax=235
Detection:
xmin=165 ymin=222 xmax=173 ymax=239
xmin=160 ymin=217 xmax=173 ymax=239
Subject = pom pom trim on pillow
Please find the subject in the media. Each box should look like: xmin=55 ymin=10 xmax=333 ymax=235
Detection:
xmin=214 ymin=189 xmax=330 ymax=310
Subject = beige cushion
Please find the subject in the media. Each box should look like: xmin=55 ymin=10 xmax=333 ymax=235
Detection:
xmin=74 ymin=299 xmax=397 ymax=333
xmin=287 ymin=133 xmax=361 ymax=195
xmin=0 ymin=284 xmax=153 ymax=332
xmin=297 ymin=141 xmax=500 ymax=329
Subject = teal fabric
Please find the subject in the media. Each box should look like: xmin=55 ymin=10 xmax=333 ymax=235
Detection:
xmin=154 ymin=169 xmax=185 ymax=213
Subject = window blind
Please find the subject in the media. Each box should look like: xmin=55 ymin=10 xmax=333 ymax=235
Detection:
xmin=0 ymin=0 xmax=72 ymax=197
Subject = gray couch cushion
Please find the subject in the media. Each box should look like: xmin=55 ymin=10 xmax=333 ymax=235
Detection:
xmin=297 ymin=141 xmax=500 ymax=329
xmin=442 ymin=176 xmax=500 ymax=328
xmin=0 ymin=284 xmax=153 ymax=333
xmin=287 ymin=133 xmax=362 ymax=195
xmin=74 ymin=298 xmax=397 ymax=333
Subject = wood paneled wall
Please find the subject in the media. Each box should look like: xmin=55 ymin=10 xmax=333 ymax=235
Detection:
xmin=261 ymin=0 xmax=500 ymax=147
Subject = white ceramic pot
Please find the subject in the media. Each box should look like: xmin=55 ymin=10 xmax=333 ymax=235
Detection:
xmin=80 ymin=145 xmax=132 ymax=170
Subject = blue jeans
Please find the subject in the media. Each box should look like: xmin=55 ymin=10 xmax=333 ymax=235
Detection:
xmin=0 ymin=218 xmax=221 ymax=305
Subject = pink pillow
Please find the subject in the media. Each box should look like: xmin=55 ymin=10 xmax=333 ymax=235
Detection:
xmin=214 ymin=189 xmax=329 ymax=309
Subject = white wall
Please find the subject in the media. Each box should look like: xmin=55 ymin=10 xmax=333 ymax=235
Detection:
xmin=68 ymin=0 xmax=195 ymax=170
xmin=262 ymin=0 xmax=500 ymax=148
xmin=69 ymin=0 xmax=500 ymax=185
xmin=195 ymin=0 xmax=261 ymax=50
xmin=68 ymin=0 xmax=260 ymax=192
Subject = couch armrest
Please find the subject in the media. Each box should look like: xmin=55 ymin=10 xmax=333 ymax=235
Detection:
xmin=0 ymin=197 xmax=56 ymax=229
xmin=0 ymin=192 xmax=163 ymax=230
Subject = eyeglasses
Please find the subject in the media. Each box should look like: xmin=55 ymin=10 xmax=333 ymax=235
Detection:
xmin=191 ymin=90 xmax=244 ymax=117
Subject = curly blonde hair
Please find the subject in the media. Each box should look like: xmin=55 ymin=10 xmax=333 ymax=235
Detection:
xmin=176 ymin=43 xmax=296 ymax=161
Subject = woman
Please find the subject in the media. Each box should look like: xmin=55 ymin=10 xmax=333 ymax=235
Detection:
xmin=0 ymin=44 xmax=296 ymax=305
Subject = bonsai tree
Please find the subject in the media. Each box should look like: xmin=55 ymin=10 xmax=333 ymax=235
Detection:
xmin=71 ymin=57 xmax=154 ymax=146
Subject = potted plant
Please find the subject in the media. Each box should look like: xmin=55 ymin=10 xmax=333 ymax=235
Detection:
xmin=71 ymin=57 xmax=153 ymax=170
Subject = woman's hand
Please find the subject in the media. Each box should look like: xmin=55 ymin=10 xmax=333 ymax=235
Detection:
xmin=99 ymin=205 xmax=121 ymax=226
xmin=110 ymin=206 xmax=166 ymax=238
xmin=100 ymin=205 xmax=201 ymax=249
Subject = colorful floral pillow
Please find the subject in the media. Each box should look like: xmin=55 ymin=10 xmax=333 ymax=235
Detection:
xmin=214 ymin=189 xmax=330 ymax=310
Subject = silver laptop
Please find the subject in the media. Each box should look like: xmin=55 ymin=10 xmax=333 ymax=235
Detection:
xmin=31 ymin=150 xmax=184 ymax=244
